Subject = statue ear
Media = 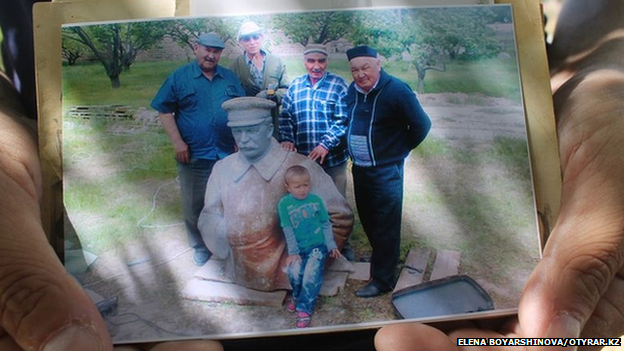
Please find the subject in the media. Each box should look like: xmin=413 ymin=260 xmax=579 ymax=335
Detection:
xmin=267 ymin=123 xmax=274 ymax=138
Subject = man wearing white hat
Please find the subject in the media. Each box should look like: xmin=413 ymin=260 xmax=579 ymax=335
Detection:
xmin=151 ymin=33 xmax=244 ymax=267
xmin=230 ymin=21 xmax=290 ymax=133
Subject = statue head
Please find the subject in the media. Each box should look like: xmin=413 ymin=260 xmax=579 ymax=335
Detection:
xmin=223 ymin=97 xmax=277 ymax=164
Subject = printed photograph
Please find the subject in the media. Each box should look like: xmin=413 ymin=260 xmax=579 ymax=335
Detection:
xmin=61 ymin=4 xmax=541 ymax=344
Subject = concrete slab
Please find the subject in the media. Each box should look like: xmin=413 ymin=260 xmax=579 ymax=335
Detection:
xmin=194 ymin=259 xmax=233 ymax=283
xmin=327 ymin=254 xmax=355 ymax=273
xmin=181 ymin=279 xmax=287 ymax=307
xmin=348 ymin=262 xmax=371 ymax=281
xmin=394 ymin=248 xmax=431 ymax=292
xmin=319 ymin=271 xmax=349 ymax=296
xmin=430 ymin=249 xmax=461 ymax=281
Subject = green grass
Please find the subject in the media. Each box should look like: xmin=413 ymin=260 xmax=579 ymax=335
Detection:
xmin=62 ymin=60 xmax=191 ymax=110
xmin=410 ymin=138 xmax=454 ymax=159
xmin=63 ymin=119 xmax=180 ymax=252
xmin=415 ymin=58 xmax=521 ymax=100
xmin=402 ymin=135 xmax=536 ymax=287
xmin=62 ymin=56 xmax=522 ymax=113
xmin=283 ymin=56 xmax=521 ymax=101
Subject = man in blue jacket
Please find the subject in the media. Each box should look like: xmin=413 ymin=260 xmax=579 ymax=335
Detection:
xmin=346 ymin=45 xmax=431 ymax=298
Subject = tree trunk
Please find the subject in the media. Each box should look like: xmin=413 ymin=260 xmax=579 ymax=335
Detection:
xmin=110 ymin=75 xmax=121 ymax=89
xmin=417 ymin=68 xmax=426 ymax=93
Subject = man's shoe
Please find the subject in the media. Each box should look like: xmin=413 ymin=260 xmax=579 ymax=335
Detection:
xmin=193 ymin=249 xmax=211 ymax=266
xmin=354 ymin=280 xmax=392 ymax=298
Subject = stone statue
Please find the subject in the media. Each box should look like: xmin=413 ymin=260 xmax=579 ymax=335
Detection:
xmin=198 ymin=97 xmax=353 ymax=291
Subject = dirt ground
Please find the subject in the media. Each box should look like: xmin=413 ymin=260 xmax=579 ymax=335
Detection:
xmin=66 ymin=93 xmax=540 ymax=344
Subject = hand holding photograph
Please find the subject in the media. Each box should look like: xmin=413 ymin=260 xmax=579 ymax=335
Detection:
xmin=53 ymin=1 xmax=553 ymax=346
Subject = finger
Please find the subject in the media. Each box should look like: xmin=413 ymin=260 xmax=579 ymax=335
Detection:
xmin=375 ymin=323 xmax=457 ymax=351
xmin=308 ymin=152 xmax=319 ymax=162
xmin=0 ymin=327 xmax=22 ymax=351
xmin=148 ymin=340 xmax=223 ymax=351
xmin=0 ymin=89 xmax=112 ymax=350
xmin=579 ymin=264 xmax=624 ymax=339
xmin=114 ymin=346 xmax=143 ymax=351
xmin=0 ymin=225 xmax=112 ymax=351
xmin=179 ymin=151 xmax=189 ymax=164
xmin=519 ymin=69 xmax=624 ymax=341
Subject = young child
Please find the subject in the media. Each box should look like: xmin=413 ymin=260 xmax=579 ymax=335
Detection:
xmin=278 ymin=165 xmax=340 ymax=328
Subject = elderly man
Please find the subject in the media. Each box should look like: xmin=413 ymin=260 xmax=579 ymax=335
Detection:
xmin=151 ymin=33 xmax=244 ymax=266
xmin=198 ymin=97 xmax=353 ymax=291
xmin=346 ymin=45 xmax=431 ymax=298
xmin=279 ymin=44 xmax=349 ymax=197
xmin=229 ymin=21 xmax=289 ymax=135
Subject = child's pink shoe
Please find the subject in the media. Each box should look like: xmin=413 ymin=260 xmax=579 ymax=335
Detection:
xmin=296 ymin=311 xmax=311 ymax=328
xmin=284 ymin=296 xmax=296 ymax=313
xmin=286 ymin=300 xmax=296 ymax=313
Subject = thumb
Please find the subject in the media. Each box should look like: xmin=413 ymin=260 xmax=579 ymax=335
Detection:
xmin=0 ymin=101 xmax=112 ymax=349
xmin=519 ymin=69 xmax=624 ymax=341
xmin=0 ymin=233 xmax=113 ymax=351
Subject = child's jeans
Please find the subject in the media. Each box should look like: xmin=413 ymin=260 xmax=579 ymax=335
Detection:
xmin=287 ymin=246 xmax=327 ymax=314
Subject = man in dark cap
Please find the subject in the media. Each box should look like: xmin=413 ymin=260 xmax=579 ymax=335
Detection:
xmin=151 ymin=32 xmax=244 ymax=266
xmin=346 ymin=45 xmax=432 ymax=298
xmin=198 ymin=97 xmax=353 ymax=291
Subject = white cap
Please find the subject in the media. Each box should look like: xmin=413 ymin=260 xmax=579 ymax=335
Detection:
xmin=237 ymin=21 xmax=263 ymax=40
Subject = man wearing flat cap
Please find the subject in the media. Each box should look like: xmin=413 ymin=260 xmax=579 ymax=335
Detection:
xmin=279 ymin=44 xmax=350 ymax=198
xmin=151 ymin=32 xmax=244 ymax=266
xmin=198 ymin=97 xmax=353 ymax=291
xmin=345 ymin=45 xmax=432 ymax=298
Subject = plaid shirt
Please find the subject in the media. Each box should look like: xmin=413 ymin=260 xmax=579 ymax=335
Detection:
xmin=279 ymin=72 xmax=349 ymax=168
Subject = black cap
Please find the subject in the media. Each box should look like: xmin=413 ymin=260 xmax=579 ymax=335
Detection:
xmin=346 ymin=45 xmax=378 ymax=60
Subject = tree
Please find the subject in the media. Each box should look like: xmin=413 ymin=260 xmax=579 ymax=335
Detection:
xmin=272 ymin=11 xmax=355 ymax=46
xmin=118 ymin=21 xmax=167 ymax=70
xmin=62 ymin=21 xmax=166 ymax=88
xmin=61 ymin=39 xmax=83 ymax=66
xmin=349 ymin=7 xmax=500 ymax=92
xmin=62 ymin=25 xmax=123 ymax=88
xmin=165 ymin=17 xmax=242 ymax=53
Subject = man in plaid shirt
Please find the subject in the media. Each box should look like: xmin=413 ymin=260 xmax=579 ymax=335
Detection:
xmin=279 ymin=44 xmax=349 ymax=197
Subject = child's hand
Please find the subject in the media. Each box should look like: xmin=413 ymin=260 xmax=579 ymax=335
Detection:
xmin=286 ymin=254 xmax=301 ymax=266
xmin=329 ymin=249 xmax=341 ymax=259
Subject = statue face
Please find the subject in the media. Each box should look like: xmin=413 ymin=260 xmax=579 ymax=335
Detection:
xmin=231 ymin=122 xmax=274 ymax=163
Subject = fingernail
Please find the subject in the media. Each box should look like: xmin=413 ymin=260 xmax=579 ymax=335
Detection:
xmin=544 ymin=313 xmax=581 ymax=351
xmin=43 ymin=325 xmax=103 ymax=351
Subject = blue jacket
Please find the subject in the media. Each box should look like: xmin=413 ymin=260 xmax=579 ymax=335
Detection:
xmin=346 ymin=69 xmax=431 ymax=167
xmin=151 ymin=62 xmax=244 ymax=160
